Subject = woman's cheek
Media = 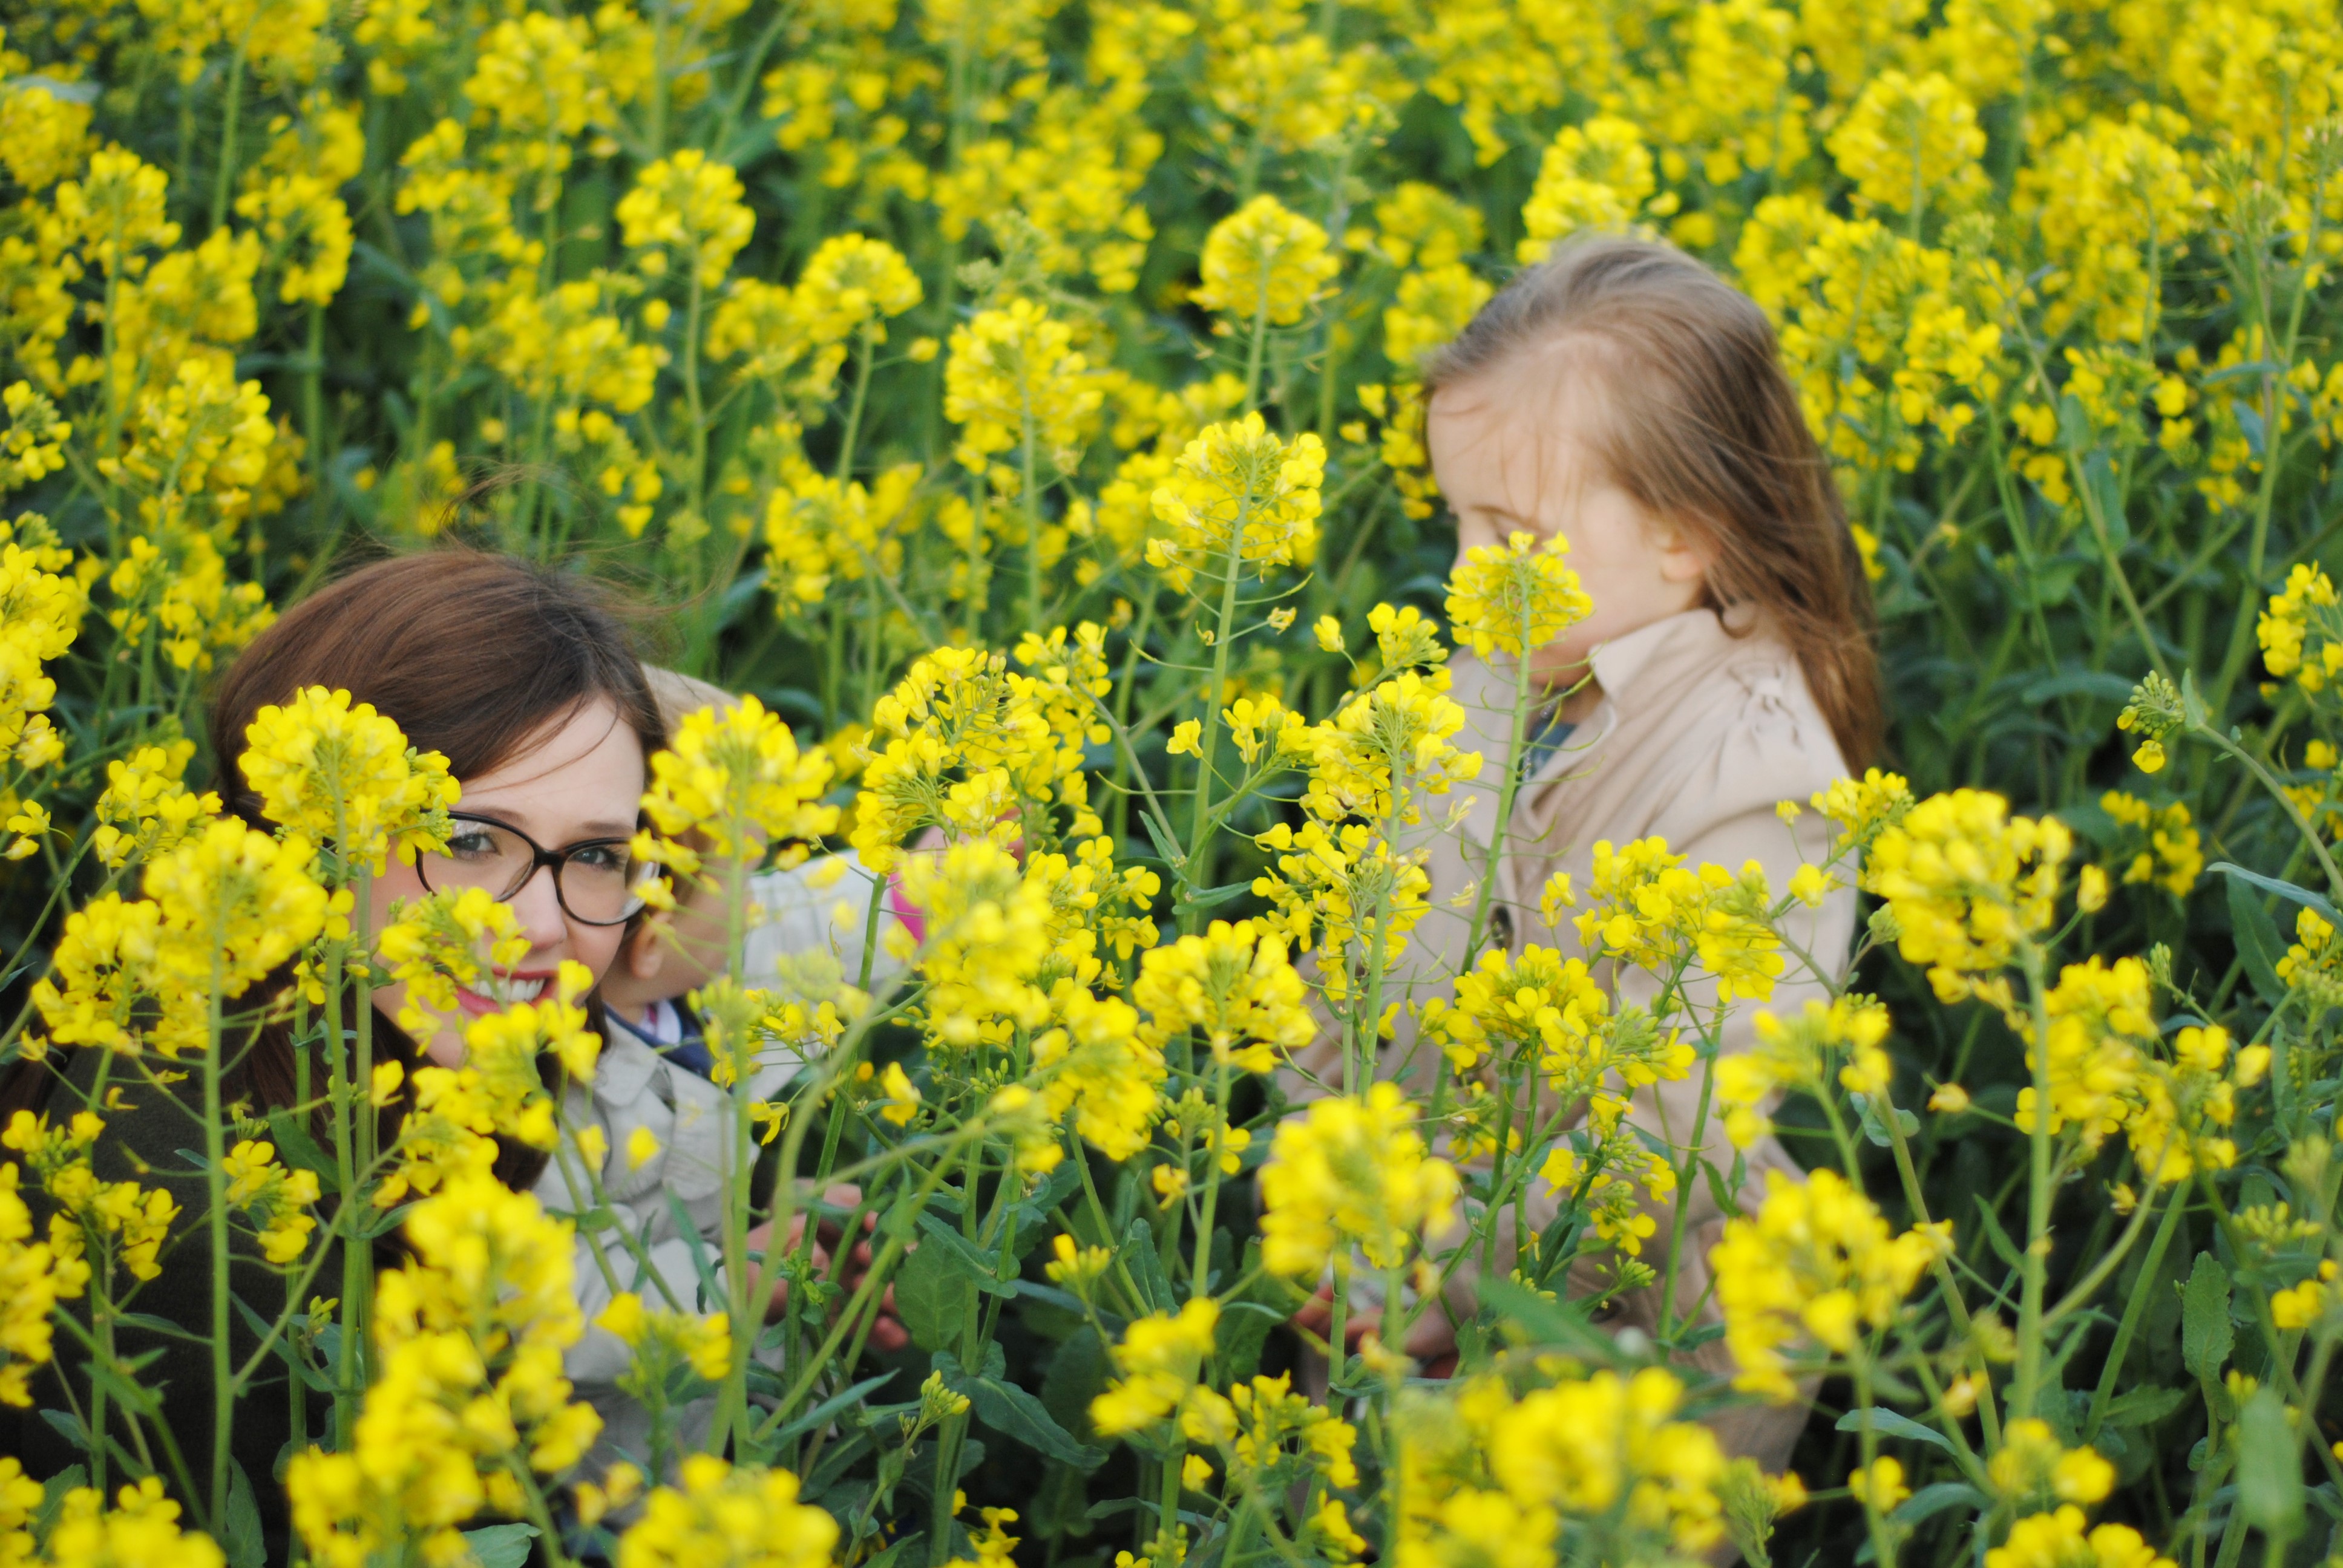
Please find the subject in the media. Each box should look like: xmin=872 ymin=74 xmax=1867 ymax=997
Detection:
xmin=369 ymin=860 xmax=430 ymax=930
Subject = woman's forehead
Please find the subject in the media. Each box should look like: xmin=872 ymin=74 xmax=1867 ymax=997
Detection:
xmin=455 ymin=697 xmax=643 ymax=835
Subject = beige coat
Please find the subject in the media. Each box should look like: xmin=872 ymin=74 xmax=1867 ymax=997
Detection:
xmin=1286 ymin=605 xmax=1856 ymax=1471
xmin=549 ymin=851 xmax=906 ymax=1468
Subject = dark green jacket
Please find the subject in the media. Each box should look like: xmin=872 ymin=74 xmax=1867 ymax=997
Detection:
xmin=3 ymin=1044 xmax=338 ymax=1563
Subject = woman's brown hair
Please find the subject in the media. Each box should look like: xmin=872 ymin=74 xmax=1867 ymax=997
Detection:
xmin=1422 ymin=234 xmax=1883 ymax=765
xmin=210 ymin=549 xmax=664 ymax=799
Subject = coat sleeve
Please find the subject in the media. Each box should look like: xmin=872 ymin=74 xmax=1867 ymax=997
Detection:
xmin=741 ymin=851 xmax=906 ymax=997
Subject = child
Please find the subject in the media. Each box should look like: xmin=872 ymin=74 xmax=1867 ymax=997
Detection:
xmin=597 ymin=668 xmax=907 ymax=1076
xmin=566 ymin=667 xmax=910 ymax=1462
xmin=1292 ymin=235 xmax=1876 ymax=1470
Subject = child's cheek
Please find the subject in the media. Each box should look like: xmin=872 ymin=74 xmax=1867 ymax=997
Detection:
xmin=575 ymin=923 xmax=628 ymax=991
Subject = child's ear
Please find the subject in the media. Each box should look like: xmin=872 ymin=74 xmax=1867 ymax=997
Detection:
xmin=626 ymin=915 xmax=670 ymax=982
xmin=1656 ymin=517 xmax=1717 ymax=583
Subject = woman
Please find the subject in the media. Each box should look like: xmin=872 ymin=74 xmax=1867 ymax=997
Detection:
xmin=5 ymin=550 xmax=884 ymax=1543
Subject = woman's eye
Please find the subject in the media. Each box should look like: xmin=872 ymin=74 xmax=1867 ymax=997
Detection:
xmin=447 ymin=830 xmax=501 ymax=859
xmin=568 ymin=843 xmax=627 ymax=874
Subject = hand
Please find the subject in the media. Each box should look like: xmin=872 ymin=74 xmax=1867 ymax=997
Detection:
xmin=1292 ymin=1285 xmax=1461 ymax=1378
xmin=744 ymin=1183 xmax=909 ymax=1352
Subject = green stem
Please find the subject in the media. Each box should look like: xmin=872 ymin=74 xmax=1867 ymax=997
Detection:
xmin=209 ymin=43 xmax=249 ymax=234
xmin=2011 ymin=944 xmax=2055 ymax=1422
xmin=204 ymin=947 xmax=232 ymax=1530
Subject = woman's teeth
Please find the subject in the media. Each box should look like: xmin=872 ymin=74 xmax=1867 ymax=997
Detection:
xmin=477 ymin=973 xmax=548 ymax=1005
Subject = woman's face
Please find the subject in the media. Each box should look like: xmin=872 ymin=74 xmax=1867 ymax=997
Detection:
xmin=370 ymin=697 xmax=647 ymax=1067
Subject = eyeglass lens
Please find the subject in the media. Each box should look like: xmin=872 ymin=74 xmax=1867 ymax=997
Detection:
xmin=418 ymin=819 xmax=647 ymax=924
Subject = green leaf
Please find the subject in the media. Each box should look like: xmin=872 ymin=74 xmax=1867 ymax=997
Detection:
xmin=2019 ymin=669 xmax=2140 ymax=705
xmin=1971 ymin=1195 xmax=2024 ymax=1274
xmin=2180 ymin=1253 xmax=2232 ymax=1383
xmin=223 ymin=1462 xmax=266 ymax=1568
xmin=1833 ymin=1408 xmax=1955 ymax=1454
xmin=937 ymin=1350 xmax=1106 ymax=1470
xmin=264 ymin=1109 xmax=339 ymax=1187
xmin=1890 ymin=1482 xmax=1986 ymax=1526
xmin=915 ymin=1213 xmax=1016 ymax=1297
xmin=460 ymin=1523 xmax=542 ymax=1568
xmin=1172 ymin=881 xmax=1251 ymax=915
xmin=2222 ymin=875 xmax=2292 ymax=1005
xmin=1849 ymin=1093 xmax=1918 ymax=1148
xmin=2235 ymin=1387 xmax=2305 ymax=1536
xmin=764 ymin=1374 xmax=899 ymax=1446
xmin=894 ymin=1236 xmax=979 ymax=1353
xmin=2099 ymin=1384 xmax=2191 ymax=1429
xmin=34 ymin=1466 xmax=86 ymax=1537
xmin=1478 ymin=1277 xmax=1631 ymax=1367
xmin=2210 ymin=861 xmax=2339 ymax=923
xmin=1120 ymin=1218 xmax=1175 ymax=1313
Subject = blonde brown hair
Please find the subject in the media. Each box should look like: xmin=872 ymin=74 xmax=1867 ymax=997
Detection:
xmin=1423 ymin=234 xmax=1881 ymax=765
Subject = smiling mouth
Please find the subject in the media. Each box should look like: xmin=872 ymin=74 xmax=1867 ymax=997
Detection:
xmin=464 ymin=972 xmax=551 ymax=1008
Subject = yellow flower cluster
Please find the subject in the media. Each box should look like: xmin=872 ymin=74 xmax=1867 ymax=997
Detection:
xmin=0 ymin=1158 xmax=85 ymax=1406
xmin=640 ymin=693 xmax=842 ymax=869
xmin=1257 ymin=1082 xmax=1459 ymax=1278
xmin=1574 ymin=838 xmax=1784 ymax=1004
xmin=288 ymin=1164 xmax=601 ymax=1568
xmin=613 ymin=1455 xmax=839 ymax=1568
xmin=1443 ymin=530 xmax=1593 ymax=661
xmin=1396 ymin=1368 xmax=1735 ymax=1567
xmin=1131 ymin=920 xmax=1313 ymax=1074
xmin=1864 ymin=790 xmax=2073 ymax=1002
xmin=1145 ymin=414 xmax=1326 ymax=596
xmin=1716 ymin=995 xmax=1895 ymax=1149
xmin=1090 ymin=1297 xmax=1222 ymax=1437
xmin=1190 ymin=197 xmax=1340 ymax=330
xmin=1710 ymin=1169 xmax=1950 ymax=1401
xmin=2098 ymin=791 xmax=2203 ymax=898
xmin=3 ymin=1110 xmax=177 ymax=1286
xmin=239 ymin=685 xmax=458 ymax=871
xmin=2259 ymin=562 xmax=2343 ymax=698
xmin=220 ymin=1139 xmax=322 ymax=1264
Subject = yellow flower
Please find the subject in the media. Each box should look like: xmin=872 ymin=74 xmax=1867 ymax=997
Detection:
xmin=1257 ymin=1082 xmax=1459 ymax=1276
xmin=613 ymin=1455 xmax=839 ymax=1568
xmin=2258 ymin=562 xmax=2343 ymax=696
xmin=943 ymin=298 xmax=1101 ymax=479
xmin=1518 ymin=116 xmax=1655 ymax=262
xmin=1145 ymin=413 xmax=1326 ymax=594
xmin=618 ymin=149 xmax=755 ymax=289
xmin=1191 ymin=195 xmax=1339 ymax=328
xmin=1985 ymin=1506 xmax=2176 ymax=1568
xmin=1710 ymin=1169 xmax=1950 ymax=1400
xmin=1090 ymin=1298 xmax=1222 ymax=1437
xmin=38 ymin=1478 xmax=225 ymax=1568
xmin=1132 ymin=920 xmax=1314 ymax=1074
xmin=1847 ymin=1455 xmax=1909 ymax=1512
xmin=1990 ymin=1419 xmax=2115 ymax=1510
xmin=221 ymin=1140 xmax=323 ymax=1264
xmin=1826 ymin=71 xmax=1988 ymax=214
xmin=1575 ymin=839 xmax=1784 ymax=1003
xmin=1862 ymin=790 xmax=2073 ymax=1001
xmin=1443 ymin=530 xmax=1593 ymax=660
xmin=639 ymin=693 xmax=840 ymax=871
xmin=240 ymin=687 xmax=457 ymax=873
xmin=0 ymin=1159 xmax=87 ymax=1406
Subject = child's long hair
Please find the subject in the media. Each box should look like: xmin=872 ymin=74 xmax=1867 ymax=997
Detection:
xmin=1423 ymin=235 xmax=1882 ymax=765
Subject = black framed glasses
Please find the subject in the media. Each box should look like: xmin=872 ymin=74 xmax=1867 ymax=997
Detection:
xmin=415 ymin=812 xmax=654 ymax=927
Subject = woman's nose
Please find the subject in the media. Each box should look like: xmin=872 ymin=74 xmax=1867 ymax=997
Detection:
xmin=508 ymin=863 xmax=569 ymax=944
